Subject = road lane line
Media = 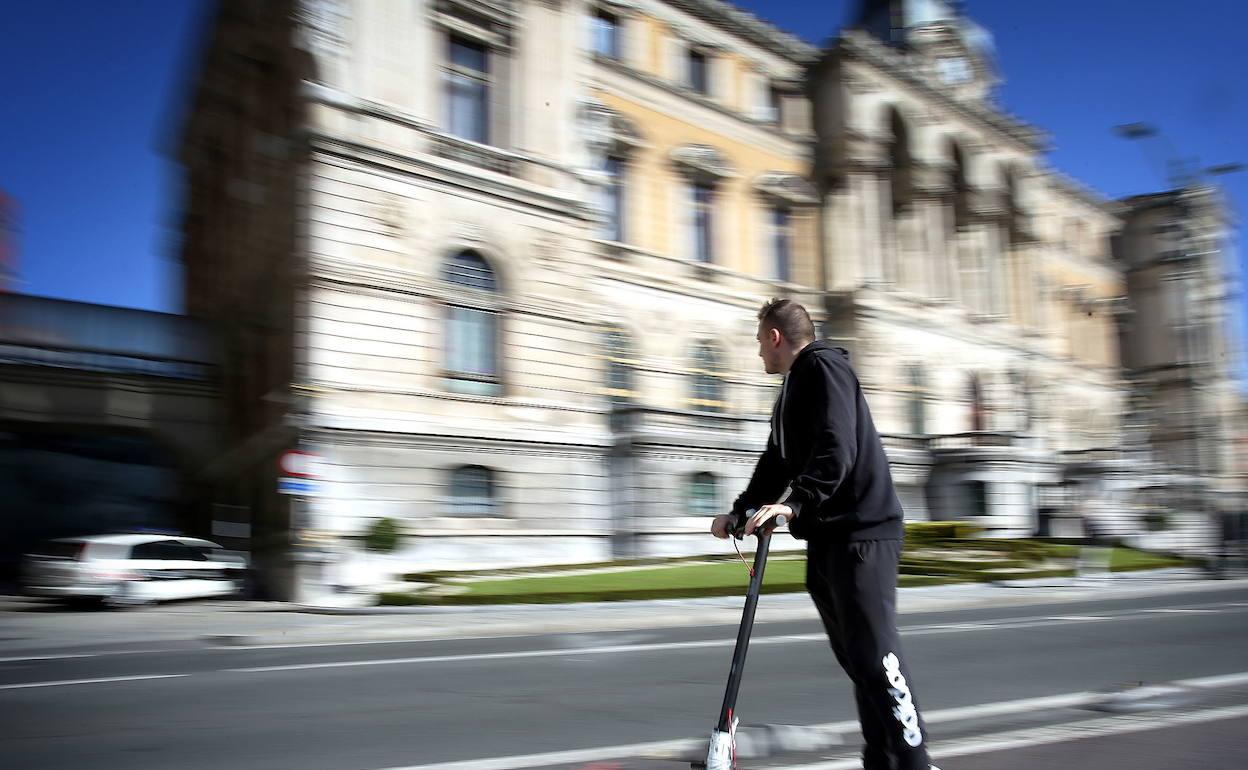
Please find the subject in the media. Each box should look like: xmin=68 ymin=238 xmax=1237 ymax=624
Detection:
xmin=0 ymin=674 xmax=188 ymax=691
xmin=778 ymin=703 xmax=1248 ymax=769
xmin=0 ymin=653 xmax=97 ymax=663
xmin=227 ymin=605 xmax=1247 ymax=674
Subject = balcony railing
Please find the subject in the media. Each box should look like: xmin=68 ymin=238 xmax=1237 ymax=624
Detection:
xmin=428 ymin=132 xmax=519 ymax=176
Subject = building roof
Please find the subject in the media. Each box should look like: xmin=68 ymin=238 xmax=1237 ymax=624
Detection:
xmin=663 ymin=0 xmax=820 ymax=63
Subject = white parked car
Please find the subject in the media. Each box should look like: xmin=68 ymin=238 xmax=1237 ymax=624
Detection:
xmin=23 ymin=534 xmax=247 ymax=608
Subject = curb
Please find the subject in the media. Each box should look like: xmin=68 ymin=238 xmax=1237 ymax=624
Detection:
xmin=273 ymin=566 xmax=1248 ymax=616
xmin=279 ymin=568 xmax=1242 ymax=615
xmin=5 ymin=571 xmax=1243 ymax=656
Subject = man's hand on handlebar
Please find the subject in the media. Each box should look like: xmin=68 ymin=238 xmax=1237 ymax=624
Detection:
xmin=710 ymin=514 xmax=737 ymax=540
xmin=745 ymin=503 xmax=792 ymax=537
xmin=711 ymin=505 xmax=792 ymax=539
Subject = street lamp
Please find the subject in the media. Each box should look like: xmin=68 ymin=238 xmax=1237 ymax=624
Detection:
xmin=1114 ymin=122 xmax=1242 ymax=191
xmin=1208 ymin=163 xmax=1246 ymax=178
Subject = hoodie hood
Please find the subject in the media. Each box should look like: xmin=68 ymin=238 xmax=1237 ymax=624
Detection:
xmin=793 ymin=340 xmax=849 ymax=369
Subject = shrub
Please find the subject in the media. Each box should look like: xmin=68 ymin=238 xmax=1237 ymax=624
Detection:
xmin=363 ymin=517 xmax=402 ymax=553
xmin=1143 ymin=509 xmax=1170 ymax=533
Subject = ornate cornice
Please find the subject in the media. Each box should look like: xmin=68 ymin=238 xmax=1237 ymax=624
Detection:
xmin=660 ymin=0 xmax=819 ymax=64
xmin=671 ymin=143 xmax=738 ymax=179
xmin=753 ymin=172 xmax=819 ymax=204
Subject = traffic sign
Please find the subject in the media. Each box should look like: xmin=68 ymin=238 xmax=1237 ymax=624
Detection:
xmin=280 ymin=450 xmax=322 ymax=478
xmin=279 ymin=477 xmax=321 ymax=496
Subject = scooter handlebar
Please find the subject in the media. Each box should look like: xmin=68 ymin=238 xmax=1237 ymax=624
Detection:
xmin=730 ymin=510 xmax=787 ymax=539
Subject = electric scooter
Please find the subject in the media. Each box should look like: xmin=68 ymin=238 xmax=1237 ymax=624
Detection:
xmin=693 ymin=511 xmax=785 ymax=770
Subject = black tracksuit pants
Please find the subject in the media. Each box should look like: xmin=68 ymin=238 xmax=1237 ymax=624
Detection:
xmin=806 ymin=538 xmax=931 ymax=770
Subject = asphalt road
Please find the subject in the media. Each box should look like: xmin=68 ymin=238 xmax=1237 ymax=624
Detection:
xmin=2 ymin=587 xmax=1246 ymax=770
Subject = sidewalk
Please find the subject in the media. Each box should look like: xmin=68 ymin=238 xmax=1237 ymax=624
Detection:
xmin=3 ymin=568 xmax=1245 ymax=656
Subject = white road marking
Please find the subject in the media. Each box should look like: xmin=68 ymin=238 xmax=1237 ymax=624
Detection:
xmin=226 ymin=632 xmax=536 ymax=652
xmin=777 ymin=703 xmax=1248 ymax=769
xmin=0 ymin=674 xmax=188 ymax=691
xmin=354 ymin=678 xmax=1248 ymax=770
xmin=0 ymin=653 xmax=97 ymax=663
xmin=1178 ymin=671 xmax=1248 ymax=689
xmin=1143 ymin=608 xmax=1218 ymax=614
xmin=5 ymin=601 xmax=1245 ymax=688
xmin=224 ymin=603 xmax=1247 ymax=674
xmin=228 ymin=639 xmax=736 ymax=673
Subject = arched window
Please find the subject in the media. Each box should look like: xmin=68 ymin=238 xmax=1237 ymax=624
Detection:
xmin=443 ymin=250 xmax=501 ymax=396
xmin=689 ymin=472 xmax=719 ymax=515
xmin=690 ymin=341 xmax=725 ymax=413
xmin=888 ymin=109 xmax=913 ymax=217
xmin=449 ymin=465 xmax=498 ymax=516
xmin=949 ymin=141 xmax=990 ymax=312
xmin=949 ymin=140 xmax=970 ymax=231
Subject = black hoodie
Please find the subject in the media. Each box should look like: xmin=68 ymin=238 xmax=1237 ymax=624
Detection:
xmin=730 ymin=341 xmax=904 ymax=542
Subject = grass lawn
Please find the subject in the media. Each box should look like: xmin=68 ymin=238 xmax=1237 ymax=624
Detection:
xmin=378 ymin=543 xmax=1193 ymax=606
xmin=1108 ymin=547 xmax=1191 ymax=572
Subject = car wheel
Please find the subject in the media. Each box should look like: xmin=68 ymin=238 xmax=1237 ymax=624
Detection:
xmin=105 ymin=582 xmax=152 ymax=610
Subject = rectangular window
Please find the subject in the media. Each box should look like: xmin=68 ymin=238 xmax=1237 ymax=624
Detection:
xmin=1157 ymin=221 xmax=1185 ymax=261
xmin=768 ymin=85 xmax=784 ymax=124
xmin=692 ymin=374 xmax=723 ymax=411
xmin=446 ymin=36 xmax=489 ymax=144
xmin=969 ymin=481 xmax=989 ymax=517
xmin=688 ymin=49 xmax=709 ymax=95
xmin=604 ymin=330 xmax=635 ymax=405
xmin=591 ymin=9 xmax=620 ymax=59
xmin=446 ymin=305 xmax=500 ymax=395
xmin=771 ymin=206 xmax=791 ymax=282
xmin=691 ymin=344 xmax=723 ymax=412
xmin=693 ymin=182 xmax=714 ymax=263
xmin=602 ymin=155 xmax=625 ymax=242
xmin=1167 ymin=277 xmax=1203 ymax=364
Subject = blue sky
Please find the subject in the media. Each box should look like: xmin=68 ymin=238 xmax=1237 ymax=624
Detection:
xmin=3 ymin=0 xmax=1245 ymax=324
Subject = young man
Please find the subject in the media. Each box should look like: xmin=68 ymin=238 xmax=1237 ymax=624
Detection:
xmin=711 ymin=298 xmax=937 ymax=770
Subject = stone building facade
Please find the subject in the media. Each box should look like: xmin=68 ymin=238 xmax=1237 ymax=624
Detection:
xmin=178 ymin=0 xmax=1238 ymax=591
